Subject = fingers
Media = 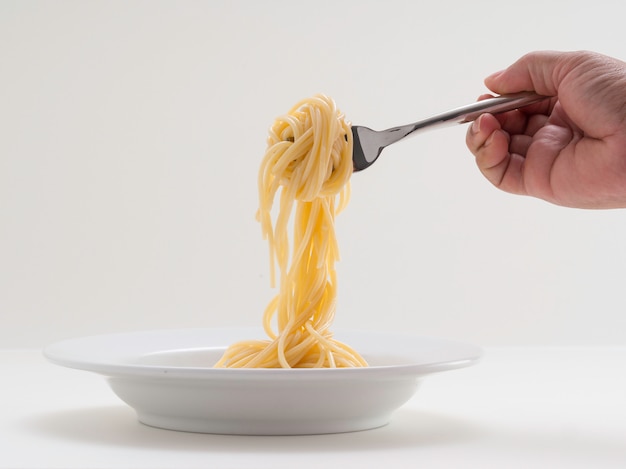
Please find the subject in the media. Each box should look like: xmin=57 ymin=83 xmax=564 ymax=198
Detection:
xmin=466 ymin=114 xmax=526 ymax=195
xmin=525 ymin=113 xmax=549 ymax=136
xmin=510 ymin=134 xmax=533 ymax=156
xmin=508 ymin=114 xmax=549 ymax=154
xmin=469 ymin=50 xmax=568 ymax=196
xmin=466 ymin=113 xmax=503 ymax=157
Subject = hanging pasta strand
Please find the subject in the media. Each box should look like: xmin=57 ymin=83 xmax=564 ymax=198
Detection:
xmin=215 ymin=95 xmax=367 ymax=369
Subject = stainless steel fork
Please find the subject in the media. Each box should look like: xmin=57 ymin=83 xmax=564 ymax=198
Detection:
xmin=351 ymin=92 xmax=548 ymax=172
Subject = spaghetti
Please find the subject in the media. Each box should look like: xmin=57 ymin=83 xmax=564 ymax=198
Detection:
xmin=215 ymin=94 xmax=367 ymax=368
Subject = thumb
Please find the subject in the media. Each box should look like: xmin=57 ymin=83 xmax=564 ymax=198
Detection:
xmin=484 ymin=50 xmax=567 ymax=96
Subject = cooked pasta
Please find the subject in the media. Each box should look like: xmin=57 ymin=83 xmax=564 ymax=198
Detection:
xmin=214 ymin=94 xmax=367 ymax=368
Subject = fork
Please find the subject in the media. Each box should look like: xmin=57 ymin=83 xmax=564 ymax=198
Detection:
xmin=351 ymin=92 xmax=549 ymax=172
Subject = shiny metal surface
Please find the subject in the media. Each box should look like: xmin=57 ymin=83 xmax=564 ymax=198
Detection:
xmin=352 ymin=92 xmax=549 ymax=172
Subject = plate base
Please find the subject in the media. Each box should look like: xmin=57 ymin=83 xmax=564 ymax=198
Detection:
xmin=137 ymin=411 xmax=392 ymax=435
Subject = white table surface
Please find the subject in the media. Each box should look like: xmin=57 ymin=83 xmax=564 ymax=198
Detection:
xmin=2 ymin=346 xmax=625 ymax=469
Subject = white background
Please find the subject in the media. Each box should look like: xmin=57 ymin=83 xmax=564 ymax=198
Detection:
xmin=2 ymin=0 xmax=626 ymax=349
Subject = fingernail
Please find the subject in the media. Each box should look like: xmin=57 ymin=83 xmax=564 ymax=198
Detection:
xmin=471 ymin=115 xmax=481 ymax=134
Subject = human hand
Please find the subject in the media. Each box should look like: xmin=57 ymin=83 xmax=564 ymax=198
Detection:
xmin=466 ymin=50 xmax=626 ymax=209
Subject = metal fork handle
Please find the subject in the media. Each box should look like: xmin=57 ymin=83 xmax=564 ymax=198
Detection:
xmin=384 ymin=91 xmax=549 ymax=146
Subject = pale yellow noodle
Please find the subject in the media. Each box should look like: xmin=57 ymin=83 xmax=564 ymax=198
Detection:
xmin=215 ymin=94 xmax=367 ymax=369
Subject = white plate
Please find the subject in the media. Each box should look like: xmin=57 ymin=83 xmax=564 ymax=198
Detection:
xmin=44 ymin=328 xmax=481 ymax=435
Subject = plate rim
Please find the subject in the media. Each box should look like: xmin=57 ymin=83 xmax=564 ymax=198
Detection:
xmin=43 ymin=327 xmax=483 ymax=380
